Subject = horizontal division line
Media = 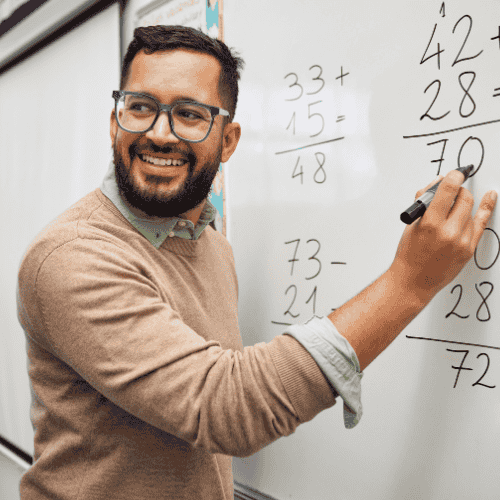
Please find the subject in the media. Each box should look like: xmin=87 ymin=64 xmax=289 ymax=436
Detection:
xmin=403 ymin=118 xmax=500 ymax=139
xmin=275 ymin=136 xmax=345 ymax=155
xmin=406 ymin=335 xmax=500 ymax=351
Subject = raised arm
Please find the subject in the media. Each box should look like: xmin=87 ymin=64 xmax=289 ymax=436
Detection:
xmin=328 ymin=170 xmax=497 ymax=372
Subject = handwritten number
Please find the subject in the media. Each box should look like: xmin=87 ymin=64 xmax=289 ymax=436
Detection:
xmin=421 ymin=80 xmax=450 ymax=121
xmin=475 ymin=282 xmax=494 ymax=322
xmin=285 ymin=239 xmax=301 ymax=276
xmin=286 ymin=112 xmax=296 ymax=134
xmin=473 ymin=353 xmax=496 ymax=388
xmin=458 ymin=72 xmax=476 ymax=118
xmin=305 ymin=286 xmax=318 ymax=315
xmin=452 ymin=15 xmax=483 ymax=66
xmin=307 ymin=65 xmax=325 ymax=95
xmin=421 ymin=24 xmax=444 ymax=69
xmin=447 ymin=350 xmax=496 ymax=389
xmin=284 ymin=285 xmax=300 ymax=318
xmin=305 ymin=239 xmax=322 ymax=280
xmin=474 ymin=229 xmax=500 ymax=270
xmin=427 ymin=138 xmax=448 ymax=176
xmin=446 ymin=284 xmax=470 ymax=319
xmin=308 ymin=101 xmax=325 ymax=137
xmin=447 ymin=349 xmax=473 ymax=388
xmin=458 ymin=136 xmax=484 ymax=178
xmin=314 ymin=152 xmax=327 ymax=184
xmin=292 ymin=157 xmax=304 ymax=184
xmin=284 ymin=73 xmax=303 ymax=101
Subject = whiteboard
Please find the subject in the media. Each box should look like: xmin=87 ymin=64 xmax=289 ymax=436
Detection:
xmin=224 ymin=1 xmax=500 ymax=499
xmin=0 ymin=3 xmax=120 ymax=456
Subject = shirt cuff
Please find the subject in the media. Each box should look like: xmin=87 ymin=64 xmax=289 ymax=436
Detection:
xmin=284 ymin=316 xmax=363 ymax=429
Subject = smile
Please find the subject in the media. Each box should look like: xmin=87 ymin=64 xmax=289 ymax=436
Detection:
xmin=139 ymin=154 xmax=187 ymax=167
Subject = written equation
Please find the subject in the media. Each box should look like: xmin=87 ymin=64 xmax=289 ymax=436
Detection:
xmin=275 ymin=64 xmax=348 ymax=185
xmin=405 ymin=3 xmax=500 ymax=391
xmin=271 ymin=238 xmax=347 ymax=327
xmin=404 ymin=1 xmax=500 ymax=176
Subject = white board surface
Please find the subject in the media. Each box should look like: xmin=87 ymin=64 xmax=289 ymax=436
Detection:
xmin=224 ymin=1 xmax=500 ymax=499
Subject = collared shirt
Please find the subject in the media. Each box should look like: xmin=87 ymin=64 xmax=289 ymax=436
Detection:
xmin=100 ymin=161 xmax=216 ymax=249
xmin=100 ymin=160 xmax=363 ymax=428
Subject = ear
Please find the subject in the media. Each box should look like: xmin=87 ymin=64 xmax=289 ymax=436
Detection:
xmin=220 ymin=121 xmax=241 ymax=163
xmin=110 ymin=109 xmax=118 ymax=144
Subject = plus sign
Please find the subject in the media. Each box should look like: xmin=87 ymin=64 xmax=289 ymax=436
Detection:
xmin=492 ymin=26 xmax=500 ymax=48
xmin=336 ymin=66 xmax=349 ymax=86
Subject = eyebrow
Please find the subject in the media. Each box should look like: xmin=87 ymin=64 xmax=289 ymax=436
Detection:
xmin=137 ymin=91 xmax=206 ymax=106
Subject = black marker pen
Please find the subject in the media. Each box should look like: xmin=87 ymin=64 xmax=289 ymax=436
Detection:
xmin=400 ymin=165 xmax=474 ymax=225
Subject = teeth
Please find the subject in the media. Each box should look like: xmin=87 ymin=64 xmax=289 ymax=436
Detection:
xmin=141 ymin=155 xmax=186 ymax=166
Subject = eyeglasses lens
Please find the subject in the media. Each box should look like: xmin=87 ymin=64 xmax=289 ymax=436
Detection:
xmin=116 ymin=94 xmax=213 ymax=141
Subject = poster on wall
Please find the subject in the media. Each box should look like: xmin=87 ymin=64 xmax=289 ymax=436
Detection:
xmin=124 ymin=0 xmax=225 ymax=233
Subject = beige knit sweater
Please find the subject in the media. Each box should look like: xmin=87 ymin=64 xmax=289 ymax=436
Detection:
xmin=17 ymin=188 xmax=337 ymax=499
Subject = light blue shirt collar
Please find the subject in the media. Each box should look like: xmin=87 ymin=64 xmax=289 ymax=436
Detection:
xmin=100 ymin=160 xmax=216 ymax=249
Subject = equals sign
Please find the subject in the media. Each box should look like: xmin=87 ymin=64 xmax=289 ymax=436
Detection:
xmin=494 ymin=87 xmax=500 ymax=97
xmin=336 ymin=115 xmax=346 ymax=123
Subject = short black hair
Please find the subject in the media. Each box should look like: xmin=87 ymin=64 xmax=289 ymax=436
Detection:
xmin=120 ymin=25 xmax=245 ymax=122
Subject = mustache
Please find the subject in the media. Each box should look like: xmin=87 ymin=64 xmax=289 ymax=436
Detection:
xmin=130 ymin=142 xmax=188 ymax=156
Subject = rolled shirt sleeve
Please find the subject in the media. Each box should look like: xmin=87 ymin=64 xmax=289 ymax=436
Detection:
xmin=284 ymin=316 xmax=363 ymax=428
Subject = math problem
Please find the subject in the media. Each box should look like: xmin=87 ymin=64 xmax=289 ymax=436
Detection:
xmin=446 ymin=228 xmax=499 ymax=322
xmin=271 ymin=238 xmax=347 ymax=327
xmin=404 ymin=2 xmax=500 ymax=177
xmin=275 ymin=63 xmax=347 ymax=185
xmin=404 ymin=2 xmax=500 ymax=392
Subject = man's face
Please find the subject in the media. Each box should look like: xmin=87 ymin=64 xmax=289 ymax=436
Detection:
xmin=110 ymin=49 xmax=236 ymax=219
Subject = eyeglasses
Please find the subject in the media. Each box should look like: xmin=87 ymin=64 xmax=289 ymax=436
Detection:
xmin=112 ymin=90 xmax=230 ymax=143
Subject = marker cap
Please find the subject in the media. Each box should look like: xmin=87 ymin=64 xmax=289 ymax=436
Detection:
xmin=400 ymin=201 xmax=426 ymax=225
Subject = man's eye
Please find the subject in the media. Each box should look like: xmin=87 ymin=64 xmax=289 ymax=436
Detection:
xmin=176 ymin=107 xmax=211 ymax=121
xmin=179 ymin=110 xmax=202 ymax=119
xmin=126 ymin=100 xmax=156 ymax=113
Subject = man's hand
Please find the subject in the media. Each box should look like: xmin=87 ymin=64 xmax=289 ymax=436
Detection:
xmin=390 ymin=170 xmax=497 ymax=305
xmin=329 ymin=170 xmax=496 ymax=371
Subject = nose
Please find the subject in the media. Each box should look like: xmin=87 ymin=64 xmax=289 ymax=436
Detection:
xmin=146 ymin=111 xmax=180 ymax=144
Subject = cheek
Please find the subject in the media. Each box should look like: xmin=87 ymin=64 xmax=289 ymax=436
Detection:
xmin=116 ymin=133 xmax=139 ymax=162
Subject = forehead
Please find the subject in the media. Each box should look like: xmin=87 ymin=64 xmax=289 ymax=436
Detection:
xmin=125 ymin=49 xmax=223 ymax=105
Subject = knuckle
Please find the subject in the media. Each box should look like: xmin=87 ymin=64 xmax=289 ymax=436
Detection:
xmin=441 ymin=228 xmax=457 ymax=246
xmin=439 ymin=178 xmax=458 ymax=195
xmin=419 ymin=218 xmax=439 ymax=236
xmin=446 ymin=170 xmax=465 ymax=184
xmin=462 ymin=188 xmax=474 ymax=206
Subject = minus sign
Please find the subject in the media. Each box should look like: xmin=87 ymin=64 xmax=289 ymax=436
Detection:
xmin=331 ymin=262 xmax=347 ymax=265
xmin=271 ymin=321 xmax=293 ymax=326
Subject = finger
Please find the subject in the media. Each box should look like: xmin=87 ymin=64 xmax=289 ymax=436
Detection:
xmin=426 ymin=169 xmax=467 ymax=221
xmin=415 ymin=175 xmax=444 ymax=200
xmin=447 ymin=186 xmax=475 ymax=231
xmin=471 ymin=190 xmax=498 ymax=249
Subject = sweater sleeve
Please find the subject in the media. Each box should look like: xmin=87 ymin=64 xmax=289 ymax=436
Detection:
xmin=23 ymin=237 xmax=337 ymax=458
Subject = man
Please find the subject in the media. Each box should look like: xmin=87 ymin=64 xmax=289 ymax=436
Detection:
xmin=17 ymin=25 xmax=497 ymax=499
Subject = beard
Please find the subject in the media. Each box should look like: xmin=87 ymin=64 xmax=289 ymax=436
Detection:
xmin=113 ymin=138 xmax=222 ymax=218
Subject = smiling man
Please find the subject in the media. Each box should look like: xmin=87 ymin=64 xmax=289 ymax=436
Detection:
xmin=111 ymin=47 xmax=239 ymax=223
xmin=17 ymin=25 xmax=497 ymax=500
